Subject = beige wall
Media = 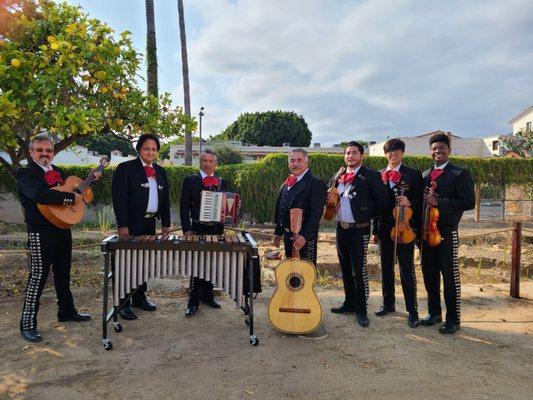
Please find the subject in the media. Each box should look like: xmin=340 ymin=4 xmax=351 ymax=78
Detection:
xmin=369 ymin=137 xmax=494 ymax=157
xmin=510 ymin=110 xmax=533 ymax=134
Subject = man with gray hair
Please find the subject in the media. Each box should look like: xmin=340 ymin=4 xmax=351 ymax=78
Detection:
xmin=180 ymin=149 xmax=227 ymax=317
xmin=16 ymin=135 xmax=101 ymax=342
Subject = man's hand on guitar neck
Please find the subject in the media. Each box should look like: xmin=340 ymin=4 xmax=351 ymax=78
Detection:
xmin=91 ymin=170 xmax=102 ymax=181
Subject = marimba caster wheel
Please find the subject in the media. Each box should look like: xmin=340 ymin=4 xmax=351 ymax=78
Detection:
xmin=250 ymin=336 xmax=259 ymax=346
xmin=103 ymin=339 xmax=113 ymax=351
xmin=114 ymin=322 xmax=123 ymax=333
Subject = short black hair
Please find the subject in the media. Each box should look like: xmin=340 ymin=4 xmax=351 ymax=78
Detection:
xmin=383 ymin=138 xmax=405 ymax=153
xmin=429 ymin=133 xmax=450 ymax=148
xmin=136 ymin=133 xmax=160 ymax=152
xmin=344 ymin=141 xmax=364 ymax=154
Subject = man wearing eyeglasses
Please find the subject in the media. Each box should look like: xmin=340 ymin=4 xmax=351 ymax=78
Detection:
xmin=16 ymin=134 xmax=101 ymax=342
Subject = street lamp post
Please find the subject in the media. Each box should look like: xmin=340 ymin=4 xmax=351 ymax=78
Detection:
xmin=199 ymin=107 xmax=205 ymax=157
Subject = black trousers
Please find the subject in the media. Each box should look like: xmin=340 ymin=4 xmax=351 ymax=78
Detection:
xmin=282 ymin=232 xmax=318 ymax=266
xmin=188 ymin=221 xmax=224 ymax=306
xmin=421 ymin=228 xmax=461 ymax=324
xmin=336 ymin=225 xmax=371 ymax=315
xmin=377 ymin=224 xmax=418 ymax=314
xmin=121 ymin=217 xmax=156 ymax=307
xmin=20 ymin=226 xmax=75 ymax=331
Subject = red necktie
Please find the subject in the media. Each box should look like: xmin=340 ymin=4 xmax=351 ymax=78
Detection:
xmin=338 ymin=172 xmax=356 ymax=185
xmin=43 ymin=170 xmax=63 ymax=187
xmin=284 ymin=175 xmax=298 ymax=187
xmin=381 ymin=169 xmax=401 ymax=184
xmin=430 ymin=169 xmax=444 ymax=182
xmin=202 ymin=176 xmax=219 ymax=188
xmin=144 ymin=165 xmax=156 ymax=179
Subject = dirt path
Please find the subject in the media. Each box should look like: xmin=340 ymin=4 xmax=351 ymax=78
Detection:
xmin=1 ymin=279 xmax=532 ymax=400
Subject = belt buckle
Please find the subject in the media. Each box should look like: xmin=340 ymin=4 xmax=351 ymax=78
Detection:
xmin=340 ymin=222 xmax=350 ymax=229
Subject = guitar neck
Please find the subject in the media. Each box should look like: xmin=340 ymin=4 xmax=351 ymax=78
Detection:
xmin=76 ymin=163 xmax=105 ymax=193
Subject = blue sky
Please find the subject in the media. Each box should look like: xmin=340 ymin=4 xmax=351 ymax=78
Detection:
xmin=66 ymin=0 xmax=533 ymax=145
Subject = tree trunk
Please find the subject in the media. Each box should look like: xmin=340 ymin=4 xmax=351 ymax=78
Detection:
xmin=145 ymin=0 xmax=158 ymax=98
xmin=178 ymin=0 xmax=192 ymax=165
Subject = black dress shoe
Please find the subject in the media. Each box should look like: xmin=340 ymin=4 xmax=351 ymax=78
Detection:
xmin=185 ymin=305 xmax=198 ymax=317
xmin=58 ymin=311 xmax=91 ymax=322
xmin=202 ymin=299 xmax=221 ymax=309
xmin=132 ymin=299 xmax=157 ymax=312
xmin=374 ymin=306 xmax=395 ymax=317
xmin=331 ymin=304 xmax=356 ymax=314
xmin=408 ymin=313 xmax=420 ymax=328
xmin=356 ymin=314 xmax=369 ymax=328
xmin=439 ymin=322 xmax=460 ymax=334
xmin=420 ymin=314 xmax=442 ymax=326
xmin=21 ymin=329 xmax=42 ymax=343
xmin=119 ymin=306 xmax=138 ymax=321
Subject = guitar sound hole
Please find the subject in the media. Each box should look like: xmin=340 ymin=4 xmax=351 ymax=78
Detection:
xmin=286 ymin=273 xmax=304 ymax=291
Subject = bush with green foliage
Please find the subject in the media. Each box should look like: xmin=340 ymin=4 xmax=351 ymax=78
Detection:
xmin=214 ymin=145 xmax=243 ymax=165
xmin=213 ymin=111 xmax=312 ymax=147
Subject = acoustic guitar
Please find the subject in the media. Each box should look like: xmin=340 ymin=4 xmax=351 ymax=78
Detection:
xmin=38 ymin=156 xmax=109 ymax=229
xmin=268 ymin=208 xmax=323 ymax=334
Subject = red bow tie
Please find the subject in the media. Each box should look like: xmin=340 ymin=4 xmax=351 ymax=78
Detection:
xmin=338 ymin=172 xmax=356 ymax=185
xmin=144 ymin=165 xmax=156 ymax=179
xmin=430 ymin=169 xmax=444 ymax=182
xmin=43 ymin=170 xmax=63 ymax=187
xmin=203 ymin=176 xmax=219 ymax=188
xmin=381 ymin=169 xmax=401 ymax=184
xmin=284 ymin=175 xmax=298 ymax=187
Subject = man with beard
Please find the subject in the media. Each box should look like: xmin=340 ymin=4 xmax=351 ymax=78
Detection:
xmin=272 ymin=148 xmax=327 ymax=339
xmin=420 ymin=133 xmax=475 ymax=334
xmin=330 ymin=141 xmax=388 ymax=328
xmin=17 ymin=134 xmax=101 ymax=342
xmin=180 ymin=149 xmax=227 ymax=317
xmin=372 ymin=138 xmax=423 ymax=328
xmin=112 ymin=133 xmax=171 ymax=321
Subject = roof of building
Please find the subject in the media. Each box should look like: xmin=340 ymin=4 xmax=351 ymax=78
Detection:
xmin=414 ymin=130 xmax=461 ymax=138
xmin=507 ymin=106 xmax=533 ymax=124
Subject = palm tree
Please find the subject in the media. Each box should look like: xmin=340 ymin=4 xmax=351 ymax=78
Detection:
xmin=177 ymin=0 xmax=192 ymax=165
xmin=145 ymin=0 xmax=158 ymax=98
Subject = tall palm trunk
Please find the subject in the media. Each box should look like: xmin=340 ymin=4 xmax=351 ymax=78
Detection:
xmin=178 ymin=0 xmax=192 ymax=165
xmin=145 ymin=0 xmax=158 ymax=98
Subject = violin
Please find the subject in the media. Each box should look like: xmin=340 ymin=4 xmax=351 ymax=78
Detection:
xmin=390 ymin=183 xmax=415 ymax=244
xmin=323 ymin=167 xmax=345 ymax=221
xmin=421 ymin=181 xmax=442 ymax=247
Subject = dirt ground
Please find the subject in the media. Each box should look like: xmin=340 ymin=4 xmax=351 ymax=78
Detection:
xmin=0 ymin=227 xmax=532 ymax=400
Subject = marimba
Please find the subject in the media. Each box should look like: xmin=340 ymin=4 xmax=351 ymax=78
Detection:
xmin=100 ymin=232 xmax=259 ymax=350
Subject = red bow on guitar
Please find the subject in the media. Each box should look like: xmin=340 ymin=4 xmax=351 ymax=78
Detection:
xmin=381 ymin=169 xmax=401 ymax=184
xmin=43 ymin=170 xmax=63 ymax=187
xmin=144 ymin=165 xmax=156 ymax=179
xmin=429 ymin=168 xmax=444 ymax=182
xmin=202 ymin=176 xmax=219 ymax=188
xmin=284 ymin=175 xmax=298 ymax=187
xmin=338 ymin=172 xmax=356 ymax=185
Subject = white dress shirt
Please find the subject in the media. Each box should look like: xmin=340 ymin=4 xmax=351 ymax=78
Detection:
xmin=335 ymin=165 xmax=361 ymax=223
xmin=142 ymin=160 xmax=158 ymax=213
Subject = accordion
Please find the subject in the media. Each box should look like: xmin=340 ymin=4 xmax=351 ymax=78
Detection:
xmin=200 ymin=191 xmax=241 ymax=225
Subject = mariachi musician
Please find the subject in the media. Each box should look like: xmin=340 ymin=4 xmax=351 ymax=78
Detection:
xmin=330 ymin=141 xmax=388 ymax=328
xmin=111 ymin=133 xmax=171 ymax=321
xmin=272 ymin=148 xmax=327 ymax=339
xmin=372 ymin=138 xmax=423 ymax=328
xmin=17 ymin=134 xmax=100 ymax=342
xmin=180 ymin=149 xmax=227 ymax=317
xmin=420 ymin=133 xmax=475 ymax=334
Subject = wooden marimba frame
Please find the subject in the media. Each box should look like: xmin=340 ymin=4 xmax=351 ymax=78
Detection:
xmin=100 ymin=232 xmax=259 ymax=350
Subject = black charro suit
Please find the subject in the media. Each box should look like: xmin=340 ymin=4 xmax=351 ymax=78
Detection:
xmin=372 ymin=164 xmax=423 ymax=315
xmin=274 ymin=170 xmax=327 ymax=265
xmin=421 ymin=162 xmax=475 ymax=325
xmin=180 ymin=173 xmax=227 ymax=306
xmin=334 ymin=165 xmax=388 ymax=316
xmin=112 ymin=157 xmax=171 ymax=305
xmin=17 ymin=159 xmax=79 ymax=331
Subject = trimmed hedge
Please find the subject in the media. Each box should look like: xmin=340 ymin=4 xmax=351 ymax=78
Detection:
xmin=1 ymin=154 xmax=532 ymax=223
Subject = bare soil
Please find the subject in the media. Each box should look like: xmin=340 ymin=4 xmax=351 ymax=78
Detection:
xmin=0 ymin=226 xmax=532 ymax=400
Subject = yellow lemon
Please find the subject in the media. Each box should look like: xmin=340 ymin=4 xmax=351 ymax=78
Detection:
xmin=11 ymin=58 xmax=21 ymax=68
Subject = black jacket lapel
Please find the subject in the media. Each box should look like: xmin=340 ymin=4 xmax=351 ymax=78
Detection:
xmin=283 ymin=170 xmax=312 ymax=207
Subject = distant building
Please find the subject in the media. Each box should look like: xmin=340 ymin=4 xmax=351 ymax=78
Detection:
xmin=508 ymin=106 xmax=533 ymax=134
xmin=369 ymin=130 xmax=508 ymax=157
xmin=169 ymin=142 xmax=346 ymax=165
